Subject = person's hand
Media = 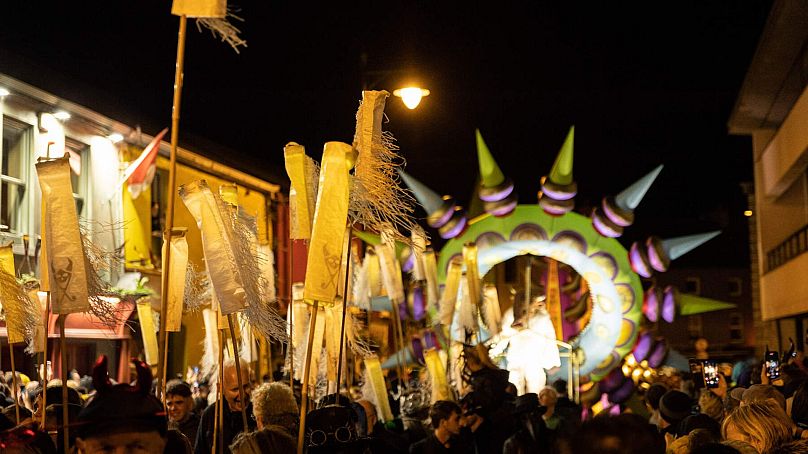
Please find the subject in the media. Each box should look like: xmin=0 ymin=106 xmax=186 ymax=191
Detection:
xmin=462 ymin=413 xmax=484 ymax=432
xmin=710 ymin=373 xmax=727 ymax=399
xmin=760 ymin=364 xmax=770 ymax=385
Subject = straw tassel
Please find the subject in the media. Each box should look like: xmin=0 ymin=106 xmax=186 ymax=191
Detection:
xmin=351 ymin=91 xmax=416 ymax=239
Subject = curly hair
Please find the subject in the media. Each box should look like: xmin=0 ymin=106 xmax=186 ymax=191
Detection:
xmin=251 ymin=382 xmax=298 ymax=428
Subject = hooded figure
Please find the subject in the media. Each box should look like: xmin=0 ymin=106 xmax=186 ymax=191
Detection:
xmin=75 ymin=355 xmax=168 ymax=454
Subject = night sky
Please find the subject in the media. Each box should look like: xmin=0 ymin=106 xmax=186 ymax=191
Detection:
xmin=0 ymin=1 xmax=773 ymax=266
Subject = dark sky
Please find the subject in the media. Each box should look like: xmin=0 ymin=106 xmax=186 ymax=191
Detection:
xmin=0 ymin=1 xmax=773 ymax=266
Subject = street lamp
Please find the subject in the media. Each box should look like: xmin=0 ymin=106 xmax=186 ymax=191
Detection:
xmin=393 ymin=87 xmax=430 ymax=110
xmin=360 ymin=52 xmax=430 ymax=110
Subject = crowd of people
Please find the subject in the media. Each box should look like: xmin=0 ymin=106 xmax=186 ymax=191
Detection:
xmin=0 ymin=342 xmax=807 ymax=453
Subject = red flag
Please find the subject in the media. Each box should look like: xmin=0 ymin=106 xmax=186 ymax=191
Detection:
xmin=121 ymin=128 xmax=168 ymax=199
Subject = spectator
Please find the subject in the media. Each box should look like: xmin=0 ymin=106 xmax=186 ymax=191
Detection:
xmin=644 ymin=383 xmax=668 ymax=427
xmin=165 ymin=380 xmax=200 ymax=447
xmin=229 ymin=425 xmax=296 ymax=454
xmin=564 ymin=413 xmax=665 ymax=453
xmin=769 ymin=438 xmax=808 ymax=453
xmin=539 ymin=386 xmax=567 ymax=438
xmin=791 ymin=380 xmax=808 ymax=427
xmin=681 ymin=413 xmax=721 ymax=440
xmin=409 ymin=400 xmax=476 ymax=454
xmin=194 ymin=359 xmax=256 ymax=454
xmin=74 ymin=355 xmax=168 ymax=454
xmin=658 ymin=390 xmax=692 ymax=438
xmin=251 ymin=382 xmax=298 ymax=437
xmin=697 ymin=388 xmax=725 ymax=424
xmin=503 ymin=392 xmax=551 ymax=454
xmin=740 ymin=384 xmax=787 ymax=412
xmin=722 ymin=400 xmax=794 ymax=454
xmin=165 ymin=429 xmax=193 ymax=454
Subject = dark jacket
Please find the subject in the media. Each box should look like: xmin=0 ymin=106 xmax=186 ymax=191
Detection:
xmin=409 ymin=428 xmax=474 ymax=454
xmin=502 ymin=418 xmax=552 ymax=454
xmin=170 ymin=412 xmax=200 ymax=449
xmin=194 ymin=400 xmax=256 ymax=454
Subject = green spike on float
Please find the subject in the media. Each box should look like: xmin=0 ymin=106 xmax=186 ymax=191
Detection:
xmin=476 ymin=129 xmax=505 ymax=187
xmin=398 ymin=169 xmax=444 ymax=215
xmin=678 ymin=294 xmax=737 ymax=316
xmin=615 ymin=164 xmax=664 ymax=211
xmin=548 ymin=126 xmax=575 ymax=185
xmin=662 ymin=230 xmax=721 ymax=261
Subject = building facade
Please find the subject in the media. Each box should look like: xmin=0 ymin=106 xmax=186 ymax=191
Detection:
xmin=0 ymin=73 xmax=287 ymax=383
xmin=729 ymin=0 xmax=808 ymax=356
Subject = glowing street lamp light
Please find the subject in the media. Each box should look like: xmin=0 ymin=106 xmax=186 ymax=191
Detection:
xmin=393 ymin=87 xmax=430 ymax=110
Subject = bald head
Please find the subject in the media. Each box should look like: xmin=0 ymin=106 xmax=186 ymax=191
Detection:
xmin=221 ymin=359 xmax=252 ymax=412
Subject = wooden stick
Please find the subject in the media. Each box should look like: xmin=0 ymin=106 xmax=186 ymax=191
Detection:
xmin=40 ymin=292 xmax=50 ymax=431
xmin=227 ymin=314 xmax=249 ymax=430
xmin=335 ymin=230 xmax=353 ymax=394
xmin=157 ymin=12 xmax=186 ymax=402
xmin=218 ymin=330 xmax=225 ymax=454
xmin=288 ymin=234 xmax=294 ymax=389
xmin=296 ymin=302 xmax=319 ymax=454
xmin=9 ymin=342 xmax=19 ymax=424
xmin=58 ymin=315 xmax=69 ymax=454
xmin=212 ymin=328 xmax=224 ymax=454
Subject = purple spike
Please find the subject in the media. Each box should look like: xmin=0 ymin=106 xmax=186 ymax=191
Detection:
xmin=412 ymin=286 xmax=426 ymax=321
xmin=662 ymin=286 xmax=676 ymax=323
xmin=599 ymin=368 xmax=627 ymax=393
xmin=629 ymin=242 xmax=652 ymax=278
xmin=479 ymin=181 xmax=515 ymax=202
xmin=643 ymin=287 xmax=660 ymax=323
xmin=608 ymin=378 xmax=635 ymax=404
xmin=648 ymin=339 xmax=668 ymax=368
xmin=593 ymin=210 xmax=622 ymax=238
xmin=633 ymin=332 xmax=653 ymax=362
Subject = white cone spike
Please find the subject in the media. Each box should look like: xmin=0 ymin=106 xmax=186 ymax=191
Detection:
xmin=398 ymin=169 xmax=444 ymax=215
xmin=663 ymin=230 xmax=721 ymax=261
xmin=615 ymin=164 xmax=664 ymax=211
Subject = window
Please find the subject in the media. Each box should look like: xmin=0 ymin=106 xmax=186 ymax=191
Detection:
xmin=728 ymin=277 xmax=743 ymax=297
xmin=685 ymin=277 xmax=701 ymax=295
xmin=729 ymin=312 xmax=743 ymax=343
xmin=65 ymin=138 xmax=89 ymax=217
xmin=687 ymin=315 xmax=703 ymax=339
xmin=1 ymin=118 xmax=31 ymax=233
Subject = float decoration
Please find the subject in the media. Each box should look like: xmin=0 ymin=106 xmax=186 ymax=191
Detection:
xmin=592 ymin=165 xmax=663 ymax=238
xmin=476 ymin=130 xmax=517 ymax=217
xmin=539 ymin=126 xmax=577 ymax=216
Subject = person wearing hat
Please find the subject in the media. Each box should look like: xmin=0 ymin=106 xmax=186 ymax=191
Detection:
xmin=658 ymin=390 xmax=693 ymax=440
xmin=74 ymin=355 xmax=168 ymax=454
xmin=503 ymin=393 xmax=552 ymax=454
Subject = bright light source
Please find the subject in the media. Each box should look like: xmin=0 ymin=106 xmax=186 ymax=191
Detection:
xmin=53 ymin=110 xmax=71 ymax=120
xmin=393 ymin=87 xmax=430 ymax=109
xmin=108 ymin=133 xmax=124 ymax=144
xmin=0 ymin=88 xmax=9 ymax=97
xmin=744 ymin=210 xmax=753 ymax=217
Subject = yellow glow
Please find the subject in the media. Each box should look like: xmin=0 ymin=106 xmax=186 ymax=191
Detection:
xmin=393 ymin=87 xmax=430 ymax=109
xmin=632 ymin=368 xmax=642 ymax=379
xmin=640 ymin=360 xmax=648 ymax=368
xmin=626 ymin=354 xmax=636 ymax=366
xmin=622 ymin=364 xmax=631 ymax=376
xmin=0 ymin=88 xmax=9 ymax=97
xmin=643 ymin=369 xmax=652 ymax=378
xmin=744 ymin=210 xmax=753 ymax=217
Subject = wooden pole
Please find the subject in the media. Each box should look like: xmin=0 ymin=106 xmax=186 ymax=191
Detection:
xmin=40 ymin=292 xmax=50 ymax=431
xmin=218 ymin=329 xmax=225 ymax=454
xmin=296 ymin=302 xmax=319 ymax=454
xmin=9 ymin=343 xmax=19 ymax=424
xmin=335 ymin=230 xmax=352 ymax=394
xmin=227 ymin=314 xmax=249 ymax=429
xmin=288 ymin=233 xmax=294 ymax=389
xmin=58 ymin=314 xmax=69 ymax=454
xmin=157 ymin=13 xmax=186 ymax=401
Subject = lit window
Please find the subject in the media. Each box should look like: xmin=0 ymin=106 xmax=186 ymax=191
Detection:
xmin=1 ymin=117 xmax=31 ymax=233
xmin=65 ymin=138 xmax=89 ymax=216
